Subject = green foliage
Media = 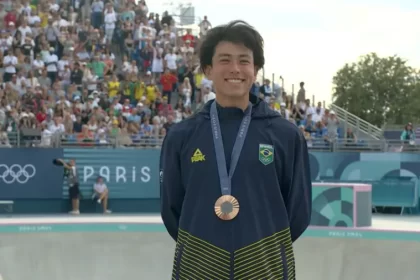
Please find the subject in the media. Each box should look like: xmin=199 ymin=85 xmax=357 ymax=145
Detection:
xmin=332 ymin=53 xmax=420 ymax=127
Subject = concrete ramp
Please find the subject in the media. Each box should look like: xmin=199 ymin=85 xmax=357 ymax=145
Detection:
xmin=294 ymin=237 xmax=420 ymax=280
xmin=0 ymin=232 xmax=175 ymax=280
xmin=0 ymin=215 xmax=420 ymax=280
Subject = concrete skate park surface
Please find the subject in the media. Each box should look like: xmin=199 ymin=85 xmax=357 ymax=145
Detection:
xmin=0 ymin=215 xmax=419 ymax=280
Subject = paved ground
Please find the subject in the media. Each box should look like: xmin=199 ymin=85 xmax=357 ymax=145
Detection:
xmin=0 ymin=231 xmax=419 ymax=280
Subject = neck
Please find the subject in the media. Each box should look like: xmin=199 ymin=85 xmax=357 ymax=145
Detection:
xmin=215 ymin=95 xmax=249 ymax=111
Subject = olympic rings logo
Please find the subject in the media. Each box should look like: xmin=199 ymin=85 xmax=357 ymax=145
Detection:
xmin=0 ymin=164 xmax=36 ymax=184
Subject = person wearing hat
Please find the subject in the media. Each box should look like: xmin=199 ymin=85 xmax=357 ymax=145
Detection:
xmin=46 ymin=46 xmax=58 ymax=83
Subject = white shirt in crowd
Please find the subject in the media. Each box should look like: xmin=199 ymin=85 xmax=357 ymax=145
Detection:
xmin=32 ymin=59 xmax=45 ymax=69
xmin=18 ymin=25 xmax=32 ymax=44
xmin=46 ymin=53 xmax=58 ymax=72
xmin=164 ymin=53 xmax=177 ymax=70
xmin=28 ymin=15 xmax=41 ymax=25
xmin=312 ymin=107 xmax=325 ymax=123
xmin=94 ymin=182 xmax=107 ymax=194
xmin=40 ymin=129 xmax=52 ymax=147
xmin=202 ymin=91 xmax=216 ymax=103
xmin=3 ymin=55 xmax=17 ymax=73
xmin=104 ymin=12 xmax=117 ymax=30
xmin=200 ymin=77 xmax=213 ymax=89
xmin=48 ymin=123 xmax=65 ymax=134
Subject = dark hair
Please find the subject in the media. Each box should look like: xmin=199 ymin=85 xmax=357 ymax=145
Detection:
xmin=199 ymin=20 xmax=264 ymax=72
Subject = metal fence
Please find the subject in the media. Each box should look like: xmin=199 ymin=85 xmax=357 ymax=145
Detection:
xmin=3 ymin=131 xmax=420 ymax=152
xmin=0 ymin=131 xmax=164 ymax=149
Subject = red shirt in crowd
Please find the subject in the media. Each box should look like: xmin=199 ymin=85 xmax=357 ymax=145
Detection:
xmin=36 ymin=111 xmax=47 ymax=123
xmin=122 ymin=105 xmax=132 ymax=114
xmin=4 ymin=12 xmax=16 ymax=27
xmin=157 ymin=103 xmax=173 ymax=117
xmin=182 ymin=34 xmax=194 ymax=46
xmin=160 ymin=73 xmax=177 ymax=92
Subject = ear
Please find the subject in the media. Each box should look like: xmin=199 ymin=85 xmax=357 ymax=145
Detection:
xmin=204 ymin=65 xmax=212 ymax=80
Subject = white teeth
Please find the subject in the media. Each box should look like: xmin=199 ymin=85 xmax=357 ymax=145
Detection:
xmin=226 ymin=79 xmax=242 ymax=83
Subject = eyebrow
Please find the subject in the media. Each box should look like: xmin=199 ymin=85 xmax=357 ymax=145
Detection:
xmin=217 ymin=53 xmax=251 ymax=59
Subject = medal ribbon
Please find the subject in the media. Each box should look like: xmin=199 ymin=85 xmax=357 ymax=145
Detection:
xmin=210 ymin=101 xmax=252 ymax=196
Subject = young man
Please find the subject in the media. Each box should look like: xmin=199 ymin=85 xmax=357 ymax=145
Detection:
xmin=160 ymin=20 xmax=312 ymax=280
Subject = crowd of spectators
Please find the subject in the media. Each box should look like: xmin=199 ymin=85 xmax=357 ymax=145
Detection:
xmin=255 ymin=80 xmax=346 ymax=148
xmin=0 ymin=0 xmax=217 ymax=148
xmin=0 ymin=0 xmax=345 ymax=150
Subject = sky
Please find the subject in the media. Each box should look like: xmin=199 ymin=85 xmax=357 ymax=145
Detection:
xmin=148 ymin=0 xmax=420 ymax=104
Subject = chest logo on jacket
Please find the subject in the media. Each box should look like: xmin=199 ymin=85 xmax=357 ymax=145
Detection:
xmin=191 ymin=149 xmax=206 ymax=163
xmin=259 ymin=144 xmax=274 ymax=165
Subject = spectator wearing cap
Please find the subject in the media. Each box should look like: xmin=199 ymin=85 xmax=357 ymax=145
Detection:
xmin=45 ymin=47 xmax=58 ymax=83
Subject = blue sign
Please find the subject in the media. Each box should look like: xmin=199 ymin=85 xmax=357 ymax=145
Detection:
xmin=310 ymin=152 xmax=420 ymax=182
xmin=63 ymin=149 xmax=159 ymax=199
xmin=0 ymin=148 xmax=64 ymax=199
xmin=61 ymin=149 xmax=420 ymax=202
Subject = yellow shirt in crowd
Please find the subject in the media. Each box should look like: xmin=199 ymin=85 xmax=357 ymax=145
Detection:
xmin=146 ymin=85 xmax=157 ymax=103
xmin=108 ymin=81 xmax=120 ymax=98
xmin=135 ymin=82 xmax=146 ymax=100
xmin=39 ymin=12 xmax=49 ymax=28
xmin=195 ymin=73 xmax=204 ymax=89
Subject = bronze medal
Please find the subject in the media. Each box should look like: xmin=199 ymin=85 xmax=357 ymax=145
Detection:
xmin=214 ymin=195 xmax=240 ymax=220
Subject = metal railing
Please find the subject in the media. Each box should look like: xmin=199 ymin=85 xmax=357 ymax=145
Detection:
xmin=59 ymin=134 xmax=164 ymax=149
xmin=329 ymin=104 xmax=384 ymax=140
xmin=3 ymin=131 xmax=420 ymax=153
xmin=306 ymin=138 xmax=420 ymax=153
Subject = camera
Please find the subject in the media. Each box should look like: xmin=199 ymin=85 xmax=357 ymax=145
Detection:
xmin=53 ymin=159 xmax=69 ymax=178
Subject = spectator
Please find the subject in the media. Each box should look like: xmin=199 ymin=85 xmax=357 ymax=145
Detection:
xmin=198 ymin=16 xmax=212 ymax=37
xmin=1 ymin=0 xmax=211 ymax=149
xmin=93 ymin=176 xmax=112 ymax=214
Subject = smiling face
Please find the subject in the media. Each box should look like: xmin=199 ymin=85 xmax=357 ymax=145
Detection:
xmin=205 ymin=41 xmax=256 ymax=100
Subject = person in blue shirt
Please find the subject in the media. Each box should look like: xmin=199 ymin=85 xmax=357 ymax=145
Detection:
xmin=301 ymin=113 xmax=316 ymax=133
xmin=160 ymin=20 xmax=312 ymax=280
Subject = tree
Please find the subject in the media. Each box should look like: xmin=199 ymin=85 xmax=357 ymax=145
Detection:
xmin=332 ymin=53 xmax=420 ymax=127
